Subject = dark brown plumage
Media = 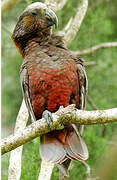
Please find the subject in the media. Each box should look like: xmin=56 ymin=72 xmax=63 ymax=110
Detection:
xmin=12 ymin=2 xmax=88 ymax=178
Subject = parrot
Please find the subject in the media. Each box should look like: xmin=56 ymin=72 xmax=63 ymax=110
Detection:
xmin=12 ymin=2 xmax=88 ymax=179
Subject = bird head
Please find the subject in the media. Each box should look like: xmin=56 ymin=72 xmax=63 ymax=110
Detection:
xmin=12 ymin=2 xmax=58 ymax=40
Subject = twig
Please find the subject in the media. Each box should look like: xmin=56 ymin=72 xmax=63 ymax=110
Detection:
xmin=2 ymin=105 xmax=117 ymax=155
xmin=81 ymin=161 xmax=100 ymax=180
xmin=81 ymin=161 xmax=91 ymax=179
xmin=8 ymin=99 xmax=29 ymax=180
xmin=101 ymin=123 xmax=107 ymax=137
xmin=87 ymin=95 xmax=98 ymax=110
xmin=72 ymin=42 xmax=117 ymax=56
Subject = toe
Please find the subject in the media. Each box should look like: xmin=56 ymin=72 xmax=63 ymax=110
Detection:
xmin=42 ymin=110 xmax=53 ymax=128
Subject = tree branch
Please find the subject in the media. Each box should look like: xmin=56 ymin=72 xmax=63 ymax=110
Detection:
xmin=8 ymin=99 xmax=29 ymax=180
xmin=58 ymin=0 xmax=88 ymax=44
xmin=38 ymin=160 xmax=54 ymax=180
xmin=72 ymin=42 xmax=117 ymax=56
xmin=45 ymin=0 xmax=67 ymax=11
xmin=2 ymin=105 xmax=117 ymax=155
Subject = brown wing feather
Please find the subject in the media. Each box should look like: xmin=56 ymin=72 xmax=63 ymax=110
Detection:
xmin=76 ymin=57 xmax=88 ymax=135
xmin=20 ymin=63 xmax=36 ymax=123
xmin=77 ymin=57 xmax=88 ymax=110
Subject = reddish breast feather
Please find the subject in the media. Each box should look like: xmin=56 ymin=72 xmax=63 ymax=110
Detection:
xmin=29 ymin=63 xmax=79 ymax=119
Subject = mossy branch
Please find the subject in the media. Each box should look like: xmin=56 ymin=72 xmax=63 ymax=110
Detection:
xmin=2 ymin=105 xmax=117 ymax=155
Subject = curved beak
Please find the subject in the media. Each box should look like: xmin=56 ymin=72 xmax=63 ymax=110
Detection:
xmin=44 ymin=8 xmax=58 ymax=28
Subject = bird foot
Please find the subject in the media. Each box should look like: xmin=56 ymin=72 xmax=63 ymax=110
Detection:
xmin=42 ymin=110 xmax=53 ymax=128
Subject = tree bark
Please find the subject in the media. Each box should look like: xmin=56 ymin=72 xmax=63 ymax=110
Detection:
xmin=2 ymin=105 xmax=117 ymax=155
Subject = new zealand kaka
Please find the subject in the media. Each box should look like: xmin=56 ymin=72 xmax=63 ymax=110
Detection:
xmin=12 ymin=2 xmax=88 ymax=178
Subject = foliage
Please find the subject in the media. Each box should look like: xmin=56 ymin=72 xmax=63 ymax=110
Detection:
xmin=2 ymin=0 xmax=117 ymax=179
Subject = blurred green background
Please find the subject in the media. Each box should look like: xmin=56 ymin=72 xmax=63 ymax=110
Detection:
xmin=2 ymin=0 xmax=117 ymax=179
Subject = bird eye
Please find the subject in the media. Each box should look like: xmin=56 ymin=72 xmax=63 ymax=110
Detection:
xmin=31 ymin=12 xmax=37 ymax=16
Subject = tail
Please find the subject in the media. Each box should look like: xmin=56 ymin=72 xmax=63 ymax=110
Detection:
xmin=40 ymin=125 xmax=88 ymax=177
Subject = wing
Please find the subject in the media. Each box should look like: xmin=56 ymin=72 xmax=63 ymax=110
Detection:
xmin=20 ymin=62 xmax=36 ymax=123
xmin=77 ymin=57 xmax=88 ymax=110
xmin=75 ymin=57 xmax=88 ymax=135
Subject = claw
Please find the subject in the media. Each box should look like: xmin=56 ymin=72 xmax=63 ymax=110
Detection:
xmin=42 ymin=110 xmax=53 ymax=128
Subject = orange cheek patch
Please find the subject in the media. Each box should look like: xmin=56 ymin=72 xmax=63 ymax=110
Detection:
xmin=23 ymin=16 xmax=35 ymax=27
